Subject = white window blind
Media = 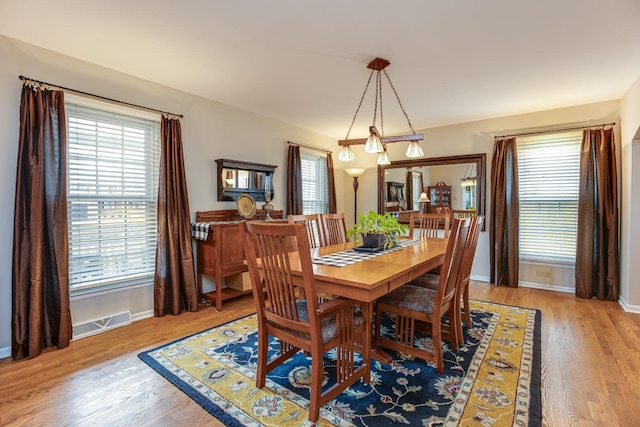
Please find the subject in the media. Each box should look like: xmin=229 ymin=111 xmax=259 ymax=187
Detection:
xmin=66 ymin=102 xmax=161 ymax=290
xmin=517 ymin=131 xmax=581 ymax=263
xmin=301 ymin=152 xmax=329 ymax=215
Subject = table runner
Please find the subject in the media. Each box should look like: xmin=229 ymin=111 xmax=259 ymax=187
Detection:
xmin=312 ymin=239 xmax=423 ymax=267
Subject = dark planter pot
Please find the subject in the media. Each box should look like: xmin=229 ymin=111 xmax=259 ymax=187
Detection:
xmin=362 ymin=233 xmax=385 ymax=248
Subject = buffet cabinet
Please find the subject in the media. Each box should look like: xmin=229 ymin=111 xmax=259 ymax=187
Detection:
xmin=195 ymin=209 xmax=283 ymax=310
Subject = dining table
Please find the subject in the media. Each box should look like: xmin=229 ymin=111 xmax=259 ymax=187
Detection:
xmin=282 ymin=237 xmax=448 ymax=363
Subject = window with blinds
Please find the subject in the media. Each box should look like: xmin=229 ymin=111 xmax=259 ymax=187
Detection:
xmin=301 ymin=152 xmax=329 ymax=215
xmin=66 ymin=102 xmax=161 ymax=290
xmin=517 ymin=131 xmax=581 ymax=263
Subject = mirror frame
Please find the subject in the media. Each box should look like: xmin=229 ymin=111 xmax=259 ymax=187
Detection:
xmin=377 ymin=153 xmax=486 ymax=229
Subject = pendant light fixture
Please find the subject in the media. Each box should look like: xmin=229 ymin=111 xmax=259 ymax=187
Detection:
xmin=338 ymin=57 xmax=424 ymax=163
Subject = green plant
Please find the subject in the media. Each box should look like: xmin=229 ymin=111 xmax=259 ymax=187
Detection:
xmin=346 ymin=210 xmax=409 ymax=249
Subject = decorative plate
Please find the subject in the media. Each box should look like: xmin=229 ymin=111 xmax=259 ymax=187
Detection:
xmin=236 ymin=193 xmax=256 ymax=219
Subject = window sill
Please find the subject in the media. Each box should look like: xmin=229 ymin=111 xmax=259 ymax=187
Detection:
xmin=520 ymin=257 xmax=575 ymax=268
xmin=70 ymin=275 xmax=154 ymax=300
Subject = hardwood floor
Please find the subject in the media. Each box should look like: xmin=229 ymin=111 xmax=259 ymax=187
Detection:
xmin=1 ymin=282 xmax=639 ymax=426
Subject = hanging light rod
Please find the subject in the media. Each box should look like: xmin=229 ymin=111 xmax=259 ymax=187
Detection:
xmin=338 ymin=126 xmax=423 ymax=146
xmin=338 ymin=57 xmax=424 ymax=163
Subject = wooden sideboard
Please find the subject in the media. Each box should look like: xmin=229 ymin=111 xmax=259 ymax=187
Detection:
xmin=195 ymin=209 xmax=284 ymax=310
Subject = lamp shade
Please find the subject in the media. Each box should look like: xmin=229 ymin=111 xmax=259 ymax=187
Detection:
xmin=417 ymin=192 xmax=430 ymax=203
xmin=338 ymin=145 xmax=355 ymax=161
xmin=364 ymin=133 xmax=383 ymax=153
xmin=376 ymin=148 xmax=390 ymax=165
xmin=345 ymin=168 xmax=366 ymax=178
xmin=406 ymin=141 xmax=424 ymax=158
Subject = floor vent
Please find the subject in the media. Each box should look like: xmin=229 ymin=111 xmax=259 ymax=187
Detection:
xmin=72 ymin=311 xmax=132 ymax=340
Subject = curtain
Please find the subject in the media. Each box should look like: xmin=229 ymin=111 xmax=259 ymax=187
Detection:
xmin=286 ymin=144 xmax=303 ymax=215
xmin=405 ymin=170 xmax=414 ymax=211
xmin=154 ymin=116 xmax=198 ymax=316
xmin=327 ymin=152 xmax=337 ymax=214
xmin=575 ymin=128 xmax=619 ymax=300
xmin=490 ymin=137 xmax=520 ymax=287
xmin=12 ymin=84 xmax=72 ymax=360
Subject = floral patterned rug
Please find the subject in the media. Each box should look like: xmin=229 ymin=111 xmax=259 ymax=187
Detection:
xmin=139 ymin=300 xmax=541 ymax=426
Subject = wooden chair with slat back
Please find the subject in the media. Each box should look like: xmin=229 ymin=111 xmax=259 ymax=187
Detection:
xmin=240 ymin=221 xmax=370 ymax=422
xmin=319 ymin=213 xmax=348 ymax=246
xmin=288 ymin=214 xmax=323 ymax=248
xmin=452 ymin=209 xmax=476 ymax=220
xmin=409 ymin=216 xmax=484 ymax=345
xmin=409 ymin=213 xmax=450 ymax=239
xmin=374 ymin=218 xmax=472 ymax=373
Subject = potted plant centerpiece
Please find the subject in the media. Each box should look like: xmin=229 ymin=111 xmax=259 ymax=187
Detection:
xmin=347 ymin=210 xmax=409 ymax=250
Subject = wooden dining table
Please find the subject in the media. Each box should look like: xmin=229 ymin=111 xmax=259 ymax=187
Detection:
xmin=283 ymin=237 xmax=448 ymax=362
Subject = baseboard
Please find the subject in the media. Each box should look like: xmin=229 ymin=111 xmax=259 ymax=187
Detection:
xmin=618 ymin=296 xmax=640 ymax=314
xmin=470 ymin=275 xmax=490 ymax=283
xmin=131 ymin=309 xmax=154 ymax=322
xmin=0 ymin=346 xmax=10 ymax=359
xmin=518 ymin=280 xmax=575 ymax=294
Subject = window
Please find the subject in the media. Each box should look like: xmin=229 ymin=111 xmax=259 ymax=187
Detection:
xmin=517 ymin=131 xmax=581 ymax=263
xmin=300 ymin=151 xmax=329 ymax=214
xmin=66 ymin=99 xmax=161 ymax=291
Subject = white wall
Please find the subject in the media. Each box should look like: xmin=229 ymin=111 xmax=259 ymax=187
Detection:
xmin=0 ymin=35 xmax=344 ymax=356
xmin=345 ymin=101 xmax=621 ymax=290
xmin=620 ymin=73 xmax=640 ymax=310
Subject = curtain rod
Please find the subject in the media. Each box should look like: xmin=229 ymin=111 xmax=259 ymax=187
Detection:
xmin=286 ymin=141 xmax=333 ymax=154
xmin=495 ymin=122 xmax=615 ymax=139
xmin=19 ymin=75 xmax=183 ymax=118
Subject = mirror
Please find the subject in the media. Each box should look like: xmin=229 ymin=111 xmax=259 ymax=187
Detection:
xmin=377 ymin=154 xmax=486 ymax=229
xmin=216 ymin=159 xmax=277 ymax=202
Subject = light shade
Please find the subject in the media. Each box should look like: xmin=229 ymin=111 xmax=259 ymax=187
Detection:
xmin=376 ymin=147 xmax=390 ymax=165
xmin=338 ymin=145 xmax=355 ymax=161
xmin=461 ymin=176 xmax=477 ymax=187
xmin=417 ymin=192 xmax=430 ymax=203
xmin=364 ymin=133 xmax=383 ymax=153
xmin=406 ymin=141 xmax=424 ymax=158
xmin=345 ymin=168 xmax=366 ymax=178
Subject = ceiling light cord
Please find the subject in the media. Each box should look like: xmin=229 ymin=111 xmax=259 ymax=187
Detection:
xmin=344 ymin=69 xmax=375 ymax=141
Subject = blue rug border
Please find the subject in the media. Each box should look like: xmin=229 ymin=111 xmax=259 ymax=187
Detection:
xmin=138 ymin=303 xmax=543 ymax=426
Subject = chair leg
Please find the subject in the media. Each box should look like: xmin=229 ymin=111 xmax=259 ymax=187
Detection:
xmin=432 ymin=321 xmax=444 ymax=374
xmin=463 ymin=286 xmax=472 ymax=328
xmin=308 ymin=347 xmax=323 ymax=422
xmin=256 ymin=328 xmax=268 ymax=389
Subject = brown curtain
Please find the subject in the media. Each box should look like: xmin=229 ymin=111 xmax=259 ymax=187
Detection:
xmin=405 ymin=170 xmax=414 ymax=211
xmin=327 ymin=152 xmax=337 ymax=214
xmin=154 ymin=117 xmax=198 ymax=316
xmin=575 ymin=128 xmax=619 ymax=300
xmin=490 ymin=137 xmax=520 ymax=287
xmin=286 ymin=144 xmax=303 ymax=215
xmin=12 ymin=84 xmax=72 ymax=360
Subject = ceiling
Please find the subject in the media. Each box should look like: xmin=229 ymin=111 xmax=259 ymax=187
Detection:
xmin=2 ymin=0 xmax=640 ymax=140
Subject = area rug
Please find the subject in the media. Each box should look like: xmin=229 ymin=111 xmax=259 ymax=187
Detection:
xmin=139 ymin=300 xmax=541 ymax=426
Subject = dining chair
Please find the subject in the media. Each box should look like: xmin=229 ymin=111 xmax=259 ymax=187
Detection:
xmin=240 ymin=221 xmax=370 ymax=422
xmin=452 ymin=209 xmax=476 ymax=220
xmin=288 ymin=213 xmax=323 ymax=248
xmin=408 ymin=213 xmax=450 ymax=239
xmin=374 ymin=217 xmax=472 ymax=373
xmin=319 ymin=212 xmax=348 ymax=246
xmin=409 ymin=216 xmax=484 ymax=345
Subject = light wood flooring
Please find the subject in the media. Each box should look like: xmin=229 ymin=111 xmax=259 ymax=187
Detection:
xmin=1 ymin=282 xmax=639 ymax=426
